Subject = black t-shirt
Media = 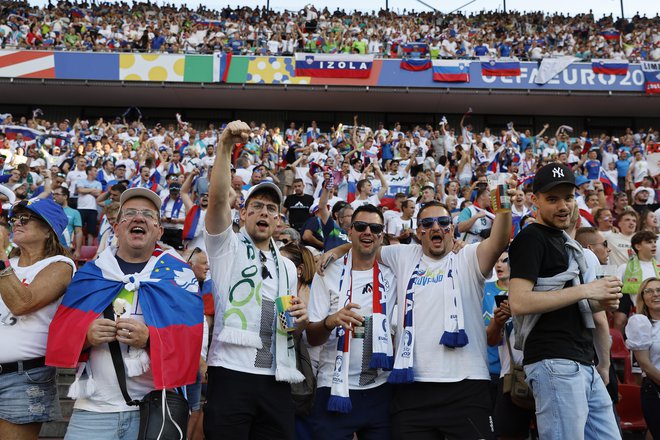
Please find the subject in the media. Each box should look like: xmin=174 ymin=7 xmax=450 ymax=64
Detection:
xmin=283 ymin=194 xmax=315 ymax=231
xmin=115 ymin=255 xmax=148 ymax=274
xmin=509 ymin=223 xmax=595 ymax=366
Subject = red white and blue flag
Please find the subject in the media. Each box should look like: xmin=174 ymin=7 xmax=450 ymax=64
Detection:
xmin=400 ymin=58 xmax=432 ymax=71
xmin=213 ymin=52 xmax=232 ymax=83
xmin=642 ymin=62 xmax=660 ymax=95
xmin=46 ymin=248 xmax=203 ymax=390
xmin=599 ymin=29 xmax=621 ymax=41
xmin=599 ymin=167 xmax=618 ymax=194
xmin=0 ymin=124 xmax=44 ymax=140
xmin=480 ymin=57 xmax=521 ymax=77
xmin=432 ymin=60 xmax=470 ymax=82
xmin=182 ymin=204 xmax=202 ymax=241
xmin=592 ymin=59 xmax=629 ymax=75
xmin=295 ymin=53 xmax=374 ymax=78
xmin=400 ymin=43 xmax=428 ymax=57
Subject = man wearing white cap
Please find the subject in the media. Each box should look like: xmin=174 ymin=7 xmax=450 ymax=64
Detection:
xmin=204 ymin=121 xmax=309 ymax=439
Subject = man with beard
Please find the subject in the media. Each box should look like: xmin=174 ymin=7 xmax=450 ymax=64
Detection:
xmin=325 ymin=191 xmax=513 ymax=438
xmin=306 ymin=204 xmax=396 ymax=439
xmin=181 ymin=168 xmax=209 ymax=252
xmin=204 ymin=120 xmax=309 ymax=439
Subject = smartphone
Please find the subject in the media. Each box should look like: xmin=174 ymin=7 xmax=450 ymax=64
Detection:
xmin=494 ymin=294 xmax=508 ymax=308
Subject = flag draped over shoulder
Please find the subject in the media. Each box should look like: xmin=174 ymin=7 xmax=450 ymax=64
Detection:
xmin=46 ymin=247 xmax=204 ymax=390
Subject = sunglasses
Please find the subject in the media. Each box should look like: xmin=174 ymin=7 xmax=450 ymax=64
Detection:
xmin=280 ymin=239 xmax=291 ymax=245
xmin=187 ymin=247 xmax=202 ymax=263
xmin=418 ymin=216 xmax=452 ymax=229
xmin=9 ymin=214 xmax=40 ymax=227
xmin=351 ymin=221 xmax=384 ymax=235
xmin=259 ymin=251 xmax=272 ymax=279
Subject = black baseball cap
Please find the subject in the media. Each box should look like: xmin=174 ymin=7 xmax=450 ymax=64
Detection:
xmin=532 ymin=163 xmax=577 ymax=194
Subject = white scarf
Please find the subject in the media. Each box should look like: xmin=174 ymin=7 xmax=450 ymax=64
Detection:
xmin=389 ymin=252 xmax=467 ymax=384
xmin=218 ymin=228 xmax=303 ymax=383
xmin=328 ymin=251 xmax=393 ymax=413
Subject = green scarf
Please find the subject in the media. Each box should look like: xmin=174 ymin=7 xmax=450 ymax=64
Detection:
xmin=622 ymin=257 xmax=660 ymax=294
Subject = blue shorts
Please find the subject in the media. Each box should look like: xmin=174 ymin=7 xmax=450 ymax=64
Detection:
xmin=0 ymin=365 xmax=61 ymax=424
xmin=186 ymin=371 xmax=202 ymax=411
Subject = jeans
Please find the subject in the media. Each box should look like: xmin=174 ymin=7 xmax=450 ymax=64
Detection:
xmin=65 ymin=409 xmax=140 ymax=440
xmin=524 ymin=359 xmax=621 ymax=440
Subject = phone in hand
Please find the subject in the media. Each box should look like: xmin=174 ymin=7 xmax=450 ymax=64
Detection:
xmin=494 ymin=294 xmax=508 ymax=308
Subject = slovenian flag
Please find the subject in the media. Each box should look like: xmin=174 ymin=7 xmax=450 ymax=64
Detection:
xmin=213 ymin=52 xmax=232 ymax=83
xmin=400 ymin=43 xmax=428 ymax=57
xmin=70 ymin=8 xmax=84 ymax=18
xmin=201 ymin=279 xmax=215 ymax=316
xmin=400 ymin=58 xmax=432 ymax=71
xmin=480 ymin=57 xmax=521 ymax=77
xmin=599 ymin=30 xmax=621 ymax=41
xmin=432 ymin=60 xmax=470 ymax=82
xmin=46 ymin=248 xmax=203 ymax=390
xmin=1 ymin=124 xmax=44 ymax=140
xmin=487 ymin=152 xmax=500 ymax=174
xmin=347 ymin=180 xmax=357 ymax=203
xmin=195 ymin=18 xmax=223 ymax=27
xmin=295 ymin=53 xmax=374 ymax=78
xmin=182 ymin=204 xmax=202 ymax=241
xmin=599 ymin=167 xmax=618 ymax=194
xmin=592 ymin=59 xmax=629 ymax=75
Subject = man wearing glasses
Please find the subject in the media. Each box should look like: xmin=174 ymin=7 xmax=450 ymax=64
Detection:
xmin=204 ymin=120 xmax=309 ymax=440
xmin=306 ymin=204 xmax=396 ymax=439
xmin=324 ymin=195 xmax=513 ymax=439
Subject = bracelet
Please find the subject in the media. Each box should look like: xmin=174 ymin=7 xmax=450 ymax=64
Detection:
xmin=323 ymin=315 xmax=335 ymax=332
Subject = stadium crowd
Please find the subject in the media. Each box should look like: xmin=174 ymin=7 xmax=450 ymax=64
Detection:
xmin=0 ymin=107 xmax=659 ymax=440
xmin=0 ymin=0 xmax=659 ymax=60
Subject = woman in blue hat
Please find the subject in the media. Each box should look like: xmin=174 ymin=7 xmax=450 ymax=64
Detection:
xmin=0 ymin=198 xmax=75 ymax=440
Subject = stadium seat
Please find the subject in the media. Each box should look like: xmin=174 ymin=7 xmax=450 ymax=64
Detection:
xmin=77 ymin=245 xmax=98 ymax=266
xmin=610 ymin=328 xmax=634 ymax=384
xmin=616 ymin=384 xmax=646 ymax=432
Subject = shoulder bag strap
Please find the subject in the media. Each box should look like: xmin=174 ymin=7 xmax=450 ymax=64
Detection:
xmin=504 ymin=323 xmax=516 ymax=375
xmin=103 ymin=305 xmax=140 ymax=406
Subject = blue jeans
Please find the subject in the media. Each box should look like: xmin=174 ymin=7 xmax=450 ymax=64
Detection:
xmin=65 ymin=409 xmax=140 ymax=440
xmin=524 ymin=359 xmax=621 ymax=440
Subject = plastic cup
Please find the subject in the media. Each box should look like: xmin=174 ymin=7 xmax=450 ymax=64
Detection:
xmin=276 ymin=295 xmax=296 ymax=332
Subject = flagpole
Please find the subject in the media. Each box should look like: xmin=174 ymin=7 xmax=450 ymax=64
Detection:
xmin=620 ymin=0 xmax=624 ymax=19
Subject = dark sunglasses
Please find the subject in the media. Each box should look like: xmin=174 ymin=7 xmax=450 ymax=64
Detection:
xmin=280 ymin=239 xmax=291 ymax=245
xmin=259 ymin=251 xmax=272 ymax=279
xmin=351 ymin=221 xmax=384 ymax=235
xmin=418 ymin=216 xmax=452 ymax=229
xmin=9 ymin=214 xmax=40 ymax=227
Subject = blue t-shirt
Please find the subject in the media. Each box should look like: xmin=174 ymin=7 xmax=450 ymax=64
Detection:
xmin=584 ymin=160 xmax=601 ymax=180
xmin=483 ymin=281 xmax=507 ymax=376
xmin=321 ymin=218 xmax=349 ymax=252
xmin=615 ymin=158 xmax=631 ymax=178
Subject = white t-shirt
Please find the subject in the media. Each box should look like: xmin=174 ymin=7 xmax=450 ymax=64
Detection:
xmin=160 ymin=196 xmax=186 ymax=230
xmin=76 ymin=178 xmax=102 ymax=210
xmin=74 ymin=287 xmax=154 ymax=413
xmin=205 ymin=226 xmax=297 ymax=376
xmin=0 ymin=256 xmax=75 ymax=362
xmin=66 ymin=169 xmax=87 ymax=197
xmin=308 ymin=259 xmax=396 ymax=389
xmin=602 ymin=231 xmax=633 ymax=266
xmin=380 ymin=243 xmax=490 ymax=382
xmin=350 ymin=195 xmax=380 ymax=210
xmin=387 ymin=215 xmax=415 ymax=237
